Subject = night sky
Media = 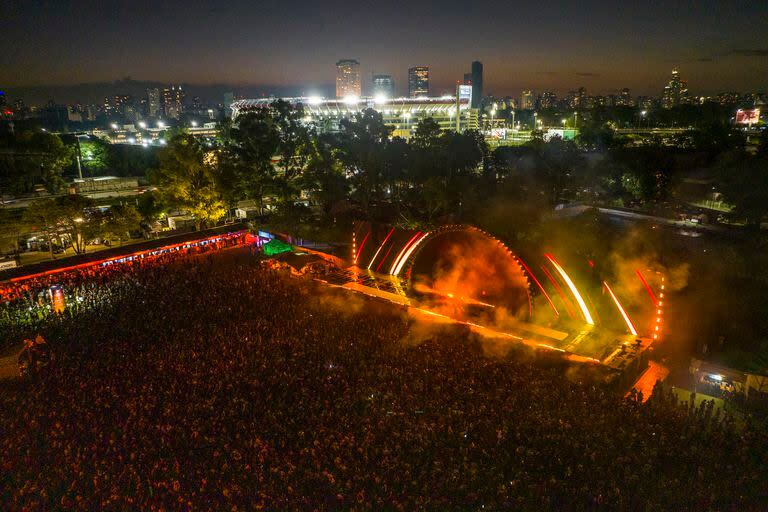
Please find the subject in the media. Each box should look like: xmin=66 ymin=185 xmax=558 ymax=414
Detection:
xmin=3 ymin=0 xmax=768 ymax=99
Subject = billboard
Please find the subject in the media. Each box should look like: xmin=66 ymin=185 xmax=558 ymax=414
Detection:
xmin=735 ymin=109 xmax=760 ymax=125
xmin=458 ymin=84 xmax=472 ymax=104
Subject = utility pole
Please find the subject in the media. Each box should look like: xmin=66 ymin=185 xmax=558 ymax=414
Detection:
xmin=74 ymin=133 xmax=84 ymax=180
xmin=455 ymin=83 xmax=461 ymax=132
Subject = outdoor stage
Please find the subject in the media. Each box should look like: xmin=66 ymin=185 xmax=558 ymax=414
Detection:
xmin=300 ymin=260 xmax=655 ymax=384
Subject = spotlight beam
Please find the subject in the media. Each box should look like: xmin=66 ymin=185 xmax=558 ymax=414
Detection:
xmin=603 ymin=281 xmax=638 ymax=336
xmin=544 ymin=254 xmax=594 ymax=325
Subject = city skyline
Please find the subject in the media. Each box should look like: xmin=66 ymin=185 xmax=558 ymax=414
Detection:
xmin=3 ymin=0 xmax=767 ymax=99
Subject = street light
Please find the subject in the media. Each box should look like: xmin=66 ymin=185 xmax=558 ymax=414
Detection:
xmin=110 ymin=123 xmax=118 ymax=130
xmin=138 ymin=121 xmax=147 ymax=129
xmin=157 ymin=121 xmax=165 ymax=129
xmin=191 ymin=120 xmax=198 ymax=127
xmin=562 ymin=118 xmax=567 ymax=127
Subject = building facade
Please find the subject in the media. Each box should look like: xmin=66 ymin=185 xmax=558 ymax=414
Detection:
xmin=661 ymin=68 xmax=689 ymax=109
xmin=147 ymin=88 xmax=161 ymax=117
xmin=470 ymin=61 xmax=483 ymax=108
xmin=372 ymin=74 xmax=394 ymax=98
xmin=520 ymin=90 xmax=535 ymax=110
xmin=336 ymin=59 xmax=361 ymax=99
xmin=162 ymin=86 xmax=185 ymax=119
xmin=408 ymin=66 xmax=429 ymax=98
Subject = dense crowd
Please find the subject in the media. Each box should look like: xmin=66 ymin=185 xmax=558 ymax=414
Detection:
xmin=0 ymin=232 xmax=246 ymax=348
xmin=1 ymin=250 xmax=766 ymax=510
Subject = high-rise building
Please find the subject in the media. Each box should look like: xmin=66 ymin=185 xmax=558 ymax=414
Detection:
xmin=223 ymin=91 xmax=234 ymax=117
xmin=470 ymin=61 xmax=483 ymax=108
xmin=618 ymin=88 xmax=634 ymax=107
xmin=408 ymin=66 xmax=429 ymax=98
xmin=336 ymin=59 xmax=361 ymax=99
xmin=147 ymin=88 xmax=161 ymax=117
xmin=538 ymin=91 xmax=558 ymax=109
xmin=520 ymin=90 xmax=535 ymax=110
xmin=661 ymin=68 xmax=689 ymax=109
xmin=162 ymin=85 xmax=185 ymax=119
xmin=372 ymin=74 xmax=394 ymax=98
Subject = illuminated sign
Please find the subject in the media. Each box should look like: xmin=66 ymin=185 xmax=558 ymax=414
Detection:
xmin=458 ymin=85 xmax=472 ymax=104
xmin=735 ymin=109 xmax=760 ymax=125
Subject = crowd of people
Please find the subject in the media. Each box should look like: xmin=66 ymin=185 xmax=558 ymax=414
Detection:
xmin=0 ymin=232 xmax=246 ymax=348
xmin=0 ymin=249 xmax=766 ymax=510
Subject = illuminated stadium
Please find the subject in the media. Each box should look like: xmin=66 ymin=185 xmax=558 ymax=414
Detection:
xmin=230 ymin=96 xmax=480 ymax=137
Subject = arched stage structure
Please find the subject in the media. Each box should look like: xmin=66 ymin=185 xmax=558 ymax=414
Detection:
xmin=351 ymin=222 xmax=663 ymax=343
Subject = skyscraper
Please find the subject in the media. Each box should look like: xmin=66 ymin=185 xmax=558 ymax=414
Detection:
xmin=408 ymin=66 xmax=429 ymax=98
xmin=336 ymin=60 xmax=361 ymax=99
xmin=470 ymin=61 xmax=483 ymax=108
xmin=520 ymin=90 xmax=535 ymax=110
xmin=147 ymin=88 xmax=161 ymax=117
xmin=372 ymin=74 xmax=394 ymax=98
xmin=162 ymin=86 xmax=185 ymax=119
xmin=661 ymin=68 xmax=689 ymax=109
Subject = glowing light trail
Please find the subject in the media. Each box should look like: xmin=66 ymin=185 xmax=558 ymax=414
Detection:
xmin=603 ymin=281 xmax=638 ymax=336
xmin=389 ymin=231 xmax=422 ymax=275
xmin=376 ymin=244 xmax=394 ymax=273
xmin=354 ymin=231 xmax=371 ymax=264
xmin=393 ymin=232 xmax=430 ymax=276
xmin=367 ymin=227 xmax=395 ymax=269
xmin=636 ymin=270 xmax=658 ymax=306
xmin=517 ymin=257 xmax=559 ymax=316
xmin=541 ymin=264 xmax=576 ymax=319
xmin=544 ymin=254 xmax=594 ymax=325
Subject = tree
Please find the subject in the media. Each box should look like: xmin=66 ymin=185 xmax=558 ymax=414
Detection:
xmin=154 ymin=133 xmax=227 ymax=230
xmin=0 ymin=209 xmax=28 ymax=256
xmin=299 ymin=133 xmax=348 ymax=218
xmin=272 ymin=100 xmax=314 ymax=204
xmin=0 ymin=131 xmax=73 ymax=195
xmin=411 ymin=118 xmax=442 ymax=149
xmin=101 ymin=204 xmax=142 ymax=245
xmin=54 ymin=194 xmax=97 ymax=254
xmin=225 ymin=110 xmax=280 ymax=212
xmin=716 ymin=152 xmax=768 ymax=227
xmin=337 ymin=109 xmax=392 ymax=212
xmin=78 ymin=137 xmax=110 ymax=175
xmin=23 ymin=198 xmax=62 ymax=260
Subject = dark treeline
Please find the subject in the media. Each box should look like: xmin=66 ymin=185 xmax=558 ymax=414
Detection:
xmin=151 ymin=100 xmax=767 ymax=237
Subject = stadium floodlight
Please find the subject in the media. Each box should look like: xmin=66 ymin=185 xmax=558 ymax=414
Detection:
xmin=157 ymin=121 xmax=166 ymax=128
xmin=138 ymin=121 xmax=147 ymax=129
xmin=307 ymin=96 xmax=323 ymax=105
xmin=142 ymin=142 xmax=149 ymax=147
xmin=110 ymin=123 xmax=118 ymax=130
xmin=374 ymin=94 xmax=388 ymax=105
xmin=159 ymin=139 xmax=167 ymax=145
xmin=128 ymin=137 xmax=136 ymax=144
xmin=343 ymin=95 xmax=359 ymax=105
xmin=191 ymin=120 xmax=198 ymax=127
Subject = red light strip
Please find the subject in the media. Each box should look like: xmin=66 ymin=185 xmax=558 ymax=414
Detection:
xmin=389 ymin=231 xmax=421 ymax=275
xmin=636 ymin=269 xmax=658 ymax=307
xmin=393 ymin=232 xmax=430 ymax=276
xmin=7 ymin=231 xmax=246 ymax=284
xmin=367 ymin=227 xmax=395 ymax=269
xmin=540 ymin=264 xmax=576 ymax=319
xmin=354 ymin=231 xmax=371 ymax=264
xmin=517 ymin=257 xmax=559 ymax=316
xmin=375 ymin=244 xmax=394 ymax=273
